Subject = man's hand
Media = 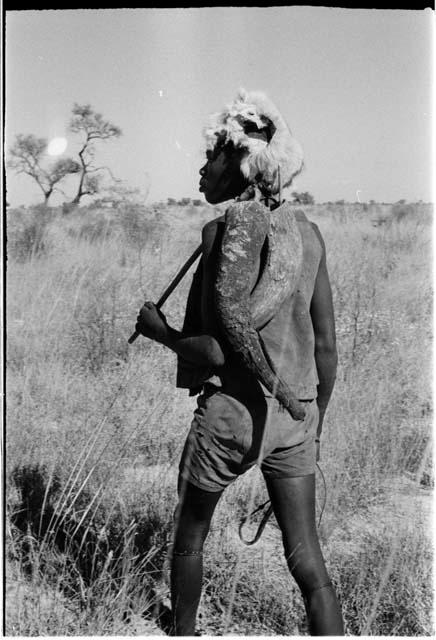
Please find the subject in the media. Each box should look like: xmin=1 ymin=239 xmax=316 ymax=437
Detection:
xmin=135 ymin=302 xmax=169 ymax=343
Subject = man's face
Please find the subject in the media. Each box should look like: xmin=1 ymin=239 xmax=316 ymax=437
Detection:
xmin=199 ymin=146 xmax=248 ymax=205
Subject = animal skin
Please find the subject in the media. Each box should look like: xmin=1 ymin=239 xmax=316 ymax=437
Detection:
xmin=214 ymin=199 xmax=306 ymax=420
xmin=204 ymin=89 xmax=304 ymax=196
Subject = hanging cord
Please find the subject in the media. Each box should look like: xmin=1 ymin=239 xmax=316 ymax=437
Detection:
xmin=238 ymin=461 xmax=327 ymax=546
xmin=238 ymin=500 xmax=274 ymax=546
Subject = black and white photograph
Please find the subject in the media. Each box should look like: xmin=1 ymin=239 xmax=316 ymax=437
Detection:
xmin=4 ymin=5 xmax=434 ymax=636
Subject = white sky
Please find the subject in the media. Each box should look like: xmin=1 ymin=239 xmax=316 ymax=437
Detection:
xmin=5 ymin=7 xmax=434 ymax=206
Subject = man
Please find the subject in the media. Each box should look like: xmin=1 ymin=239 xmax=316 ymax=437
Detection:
xmin=135 ymin=89 xmax=343 ymax=636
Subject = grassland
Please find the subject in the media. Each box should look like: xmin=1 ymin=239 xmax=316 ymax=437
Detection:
xmin=5 ymin=198 xmax=433 ymax=635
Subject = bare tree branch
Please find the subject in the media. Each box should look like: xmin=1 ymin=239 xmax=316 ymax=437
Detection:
xmin=68 ymin=104 xmax=122 ymax=204
xmin=7 ymin=134 xmax=81 ymax=204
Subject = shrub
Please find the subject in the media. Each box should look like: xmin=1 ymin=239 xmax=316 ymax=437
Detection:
xmin=62 ymin=202 xmax=78 ymax=215
xmin=118 ymin=203 xmax=163 ymax=250
xmin=291 ymin=191 xmax=315 ymax=205
xmin=66 ymin=212 xmax=113 ymax=243
xmin=7 ymin=205 xmax=56 ymax=261
xmin=391 ymin=201 xmax=416 ymax=221
xmin=178 ymin=197 xmax=191 ymax=206
xmin=7 ymin=461 xmax=174 ymax=634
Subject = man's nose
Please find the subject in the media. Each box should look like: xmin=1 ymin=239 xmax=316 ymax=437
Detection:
xmin=199 ymin=164 xmax=207 ymax=177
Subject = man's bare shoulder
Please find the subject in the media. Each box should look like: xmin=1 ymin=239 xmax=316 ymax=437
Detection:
xmin=201 ymin=215 xmax=226 ymax=254
xmin=202 ymin=214 xmax=226 ymax=232
xmin=309 ymin=221 xmax=326 ymax=253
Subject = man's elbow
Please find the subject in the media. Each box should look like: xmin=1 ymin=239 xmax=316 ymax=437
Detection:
xmin=314 ymin=335 xmax=337 ymax=360
xmin=205 ymin=337 xmax=226 ymax=367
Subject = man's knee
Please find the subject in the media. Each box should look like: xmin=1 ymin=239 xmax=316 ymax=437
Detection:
xmin=173 ymin=523 xmax=209 ymax=554
xmin=173 ymin=499 xmax=215 ymax=551
xmin=285 ymin=549 xmax=330 ymax=594
xmin=175 ymin=481 xmax=222 ymax=527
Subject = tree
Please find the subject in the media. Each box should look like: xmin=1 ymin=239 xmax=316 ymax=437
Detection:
xmin=291 ymin=191 xmax=315 ymax=205
xmin=7 ymin=134 xmax=80 ymax=204
xmin=69 ymin=104 xmax=122 ymax=204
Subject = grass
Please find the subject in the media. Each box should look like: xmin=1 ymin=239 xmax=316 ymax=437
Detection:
xmin=5 ymin=199 xmax=433 ymax=635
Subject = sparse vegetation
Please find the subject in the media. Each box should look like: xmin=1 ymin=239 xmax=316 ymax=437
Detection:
xmin=6 ymin=200 xmax=433 ymax=635
xmin=6 ymin=204 xmax=57 ymax=261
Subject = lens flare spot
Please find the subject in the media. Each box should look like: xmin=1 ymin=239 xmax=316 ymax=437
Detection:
xmin=47 ymin=137 xmax=68 ymax=156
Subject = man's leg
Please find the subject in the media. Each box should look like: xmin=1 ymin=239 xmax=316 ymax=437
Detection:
xmin=171 ymin=479 xmax=223 ymax=636
xmin=265 ymin=474 xmax=344 ymax=636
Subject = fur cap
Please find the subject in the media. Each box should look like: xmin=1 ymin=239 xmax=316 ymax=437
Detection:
xmin=203 ymin=88 xmax=304 ymax=195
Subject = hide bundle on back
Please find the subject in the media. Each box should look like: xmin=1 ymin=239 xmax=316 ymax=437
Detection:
xmin=214 ymin=200 xmax=305 ymax=420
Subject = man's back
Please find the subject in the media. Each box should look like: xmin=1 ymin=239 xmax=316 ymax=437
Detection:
xmin=258 ymin=209 xmax=323 ymax=400
xmin=176 ymin=205 xmax=323 ymax=400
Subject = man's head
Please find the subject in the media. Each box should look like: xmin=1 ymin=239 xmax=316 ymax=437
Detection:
xmin=199 ymin=139 xmax=250 ymax=205
xmin=200 ymin=89 xmax=304 ymax=202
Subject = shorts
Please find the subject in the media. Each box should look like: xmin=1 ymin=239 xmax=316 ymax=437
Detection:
xmin=178 ymin=382 xmax=318 ymax=492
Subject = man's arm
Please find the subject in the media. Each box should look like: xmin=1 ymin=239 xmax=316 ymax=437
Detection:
xmin=135 ymin=219 xmax=227 ymax=368
xmin=310 ymin=226 xmax=338 ymax=449
xmin=135 ymin=301 xmax=226 ymax=367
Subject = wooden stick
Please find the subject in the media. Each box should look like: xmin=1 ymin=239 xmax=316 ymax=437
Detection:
xmin=128 ymin=244 xmax=203 ymax=344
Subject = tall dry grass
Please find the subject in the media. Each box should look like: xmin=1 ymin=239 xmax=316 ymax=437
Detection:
xmin=5 ymin=200 xmax=433 ymax=635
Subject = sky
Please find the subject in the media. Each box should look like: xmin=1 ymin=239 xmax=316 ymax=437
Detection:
xmin=5 ymin=7 xmax=434 ymax=206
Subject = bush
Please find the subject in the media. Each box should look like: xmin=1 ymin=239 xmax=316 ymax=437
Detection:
xmin=391 ymin=201 xmax=416 ymax=221
xmin=291 ymin=191 xmax=315 ymax=205
xmin=118 ymin=203 xmax=163 ymax=250
xmin=7 ymin=461 xmax=174 ymax=634
xmin=67 ymin=212 xmax=113 ymax=243
xmin=178 ymin=197 xmax=191 ymax=206
xmin=7 ymin=205 xmax=56 ymax=261
xmin=62 ymin=202 xmax=78 ymax=215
